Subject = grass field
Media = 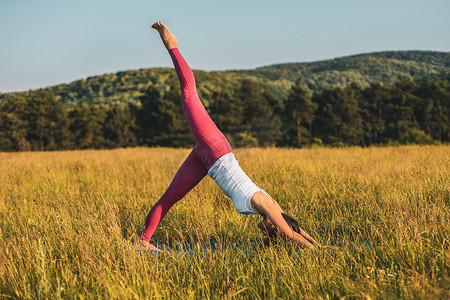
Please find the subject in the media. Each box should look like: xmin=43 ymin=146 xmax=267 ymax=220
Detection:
xmin=0 ymin=146 xmax=449 ymax=299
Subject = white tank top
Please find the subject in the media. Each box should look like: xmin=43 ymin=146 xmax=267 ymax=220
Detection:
xmin=207 ymin=152 xmax=261 ymax=215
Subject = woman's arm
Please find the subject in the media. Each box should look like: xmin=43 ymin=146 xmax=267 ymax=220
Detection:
xmin=251 ymin=191 xmax=320 ymax=250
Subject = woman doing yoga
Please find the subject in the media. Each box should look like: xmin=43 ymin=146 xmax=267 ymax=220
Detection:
xmin=138 ymin=22 xmax=322 ymax=252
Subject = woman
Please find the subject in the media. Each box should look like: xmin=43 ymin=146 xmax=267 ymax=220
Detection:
xmin=138 ymin=22 xmax=322 ymax=252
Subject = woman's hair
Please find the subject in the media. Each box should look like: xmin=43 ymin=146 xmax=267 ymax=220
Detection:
xmin=262 ymin=213 xmax=301 ymax=240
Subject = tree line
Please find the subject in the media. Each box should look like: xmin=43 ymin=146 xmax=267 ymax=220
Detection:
xmin=0 ymin=76 xmax=448 ymax=151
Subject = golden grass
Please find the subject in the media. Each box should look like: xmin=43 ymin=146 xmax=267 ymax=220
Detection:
xmin=0 ymin=146 xmax=449 ymax=299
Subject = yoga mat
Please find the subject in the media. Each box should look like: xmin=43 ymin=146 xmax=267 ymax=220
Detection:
xmin=129 ymin=240 xmax=377 ymax=256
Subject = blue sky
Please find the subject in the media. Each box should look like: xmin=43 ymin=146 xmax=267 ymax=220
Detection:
xmin=1 ymin=0 xmax=449 ymax=93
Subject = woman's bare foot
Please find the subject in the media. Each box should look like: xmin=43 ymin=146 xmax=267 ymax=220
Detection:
xmin=151 ymin=21 xmax=178 ymax=51
xmin=136 ymin=238 xmax=162 ymax=252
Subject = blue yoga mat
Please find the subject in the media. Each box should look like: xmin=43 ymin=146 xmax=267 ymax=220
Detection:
xmin=130 ymin=240 xmax=376 ymax=256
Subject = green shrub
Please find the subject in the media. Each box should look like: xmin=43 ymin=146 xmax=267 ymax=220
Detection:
xmin=232 ymin=132 xmax=259 ymax=148
xmin=399 ymin=129 xmax=437 ymax=145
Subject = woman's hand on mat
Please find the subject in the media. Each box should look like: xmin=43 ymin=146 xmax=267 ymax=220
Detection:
xmin=320 ymin=245 xmax=341 ymax=251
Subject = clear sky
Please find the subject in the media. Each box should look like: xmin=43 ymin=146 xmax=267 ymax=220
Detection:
xmin=1 ymin=0 xmax=449 ymax=93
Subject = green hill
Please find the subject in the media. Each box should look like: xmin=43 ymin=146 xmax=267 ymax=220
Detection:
xmin=239 ymin=50 xmax=450 ymax=89
xmin=1 ymin=50 xmax=449 ymax=106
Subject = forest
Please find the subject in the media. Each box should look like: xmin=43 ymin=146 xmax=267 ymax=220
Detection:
xmin=0 ymin=74 xmax=448 ymax=151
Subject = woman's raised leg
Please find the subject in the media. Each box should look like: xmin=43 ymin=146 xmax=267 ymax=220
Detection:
xmin=152 ymin=22 xmax=232 ymax=170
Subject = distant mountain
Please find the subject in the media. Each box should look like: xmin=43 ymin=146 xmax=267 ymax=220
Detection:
xmin=238 ymin=50 xmax=450 ymax=89
xmin=1 ymin=50 xmax=449 ymax=106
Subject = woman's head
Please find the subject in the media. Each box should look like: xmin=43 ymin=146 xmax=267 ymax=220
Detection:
xmin=258 ymin=213 xmax=301 ymax=239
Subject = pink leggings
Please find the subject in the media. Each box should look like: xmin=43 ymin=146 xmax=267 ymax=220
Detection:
xmin=140 ymin=48 xmax=232 ymax=242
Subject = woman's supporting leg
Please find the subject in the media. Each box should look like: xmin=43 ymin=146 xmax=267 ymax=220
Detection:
xmin=169 ymin=48 xmax=232 ymax=170
xmin=140 ymin=149 xmax=207 ymax=242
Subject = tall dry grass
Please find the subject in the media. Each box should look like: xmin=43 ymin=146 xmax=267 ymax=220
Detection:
xmin=0 ymin=146 xmax=449 ymax=299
